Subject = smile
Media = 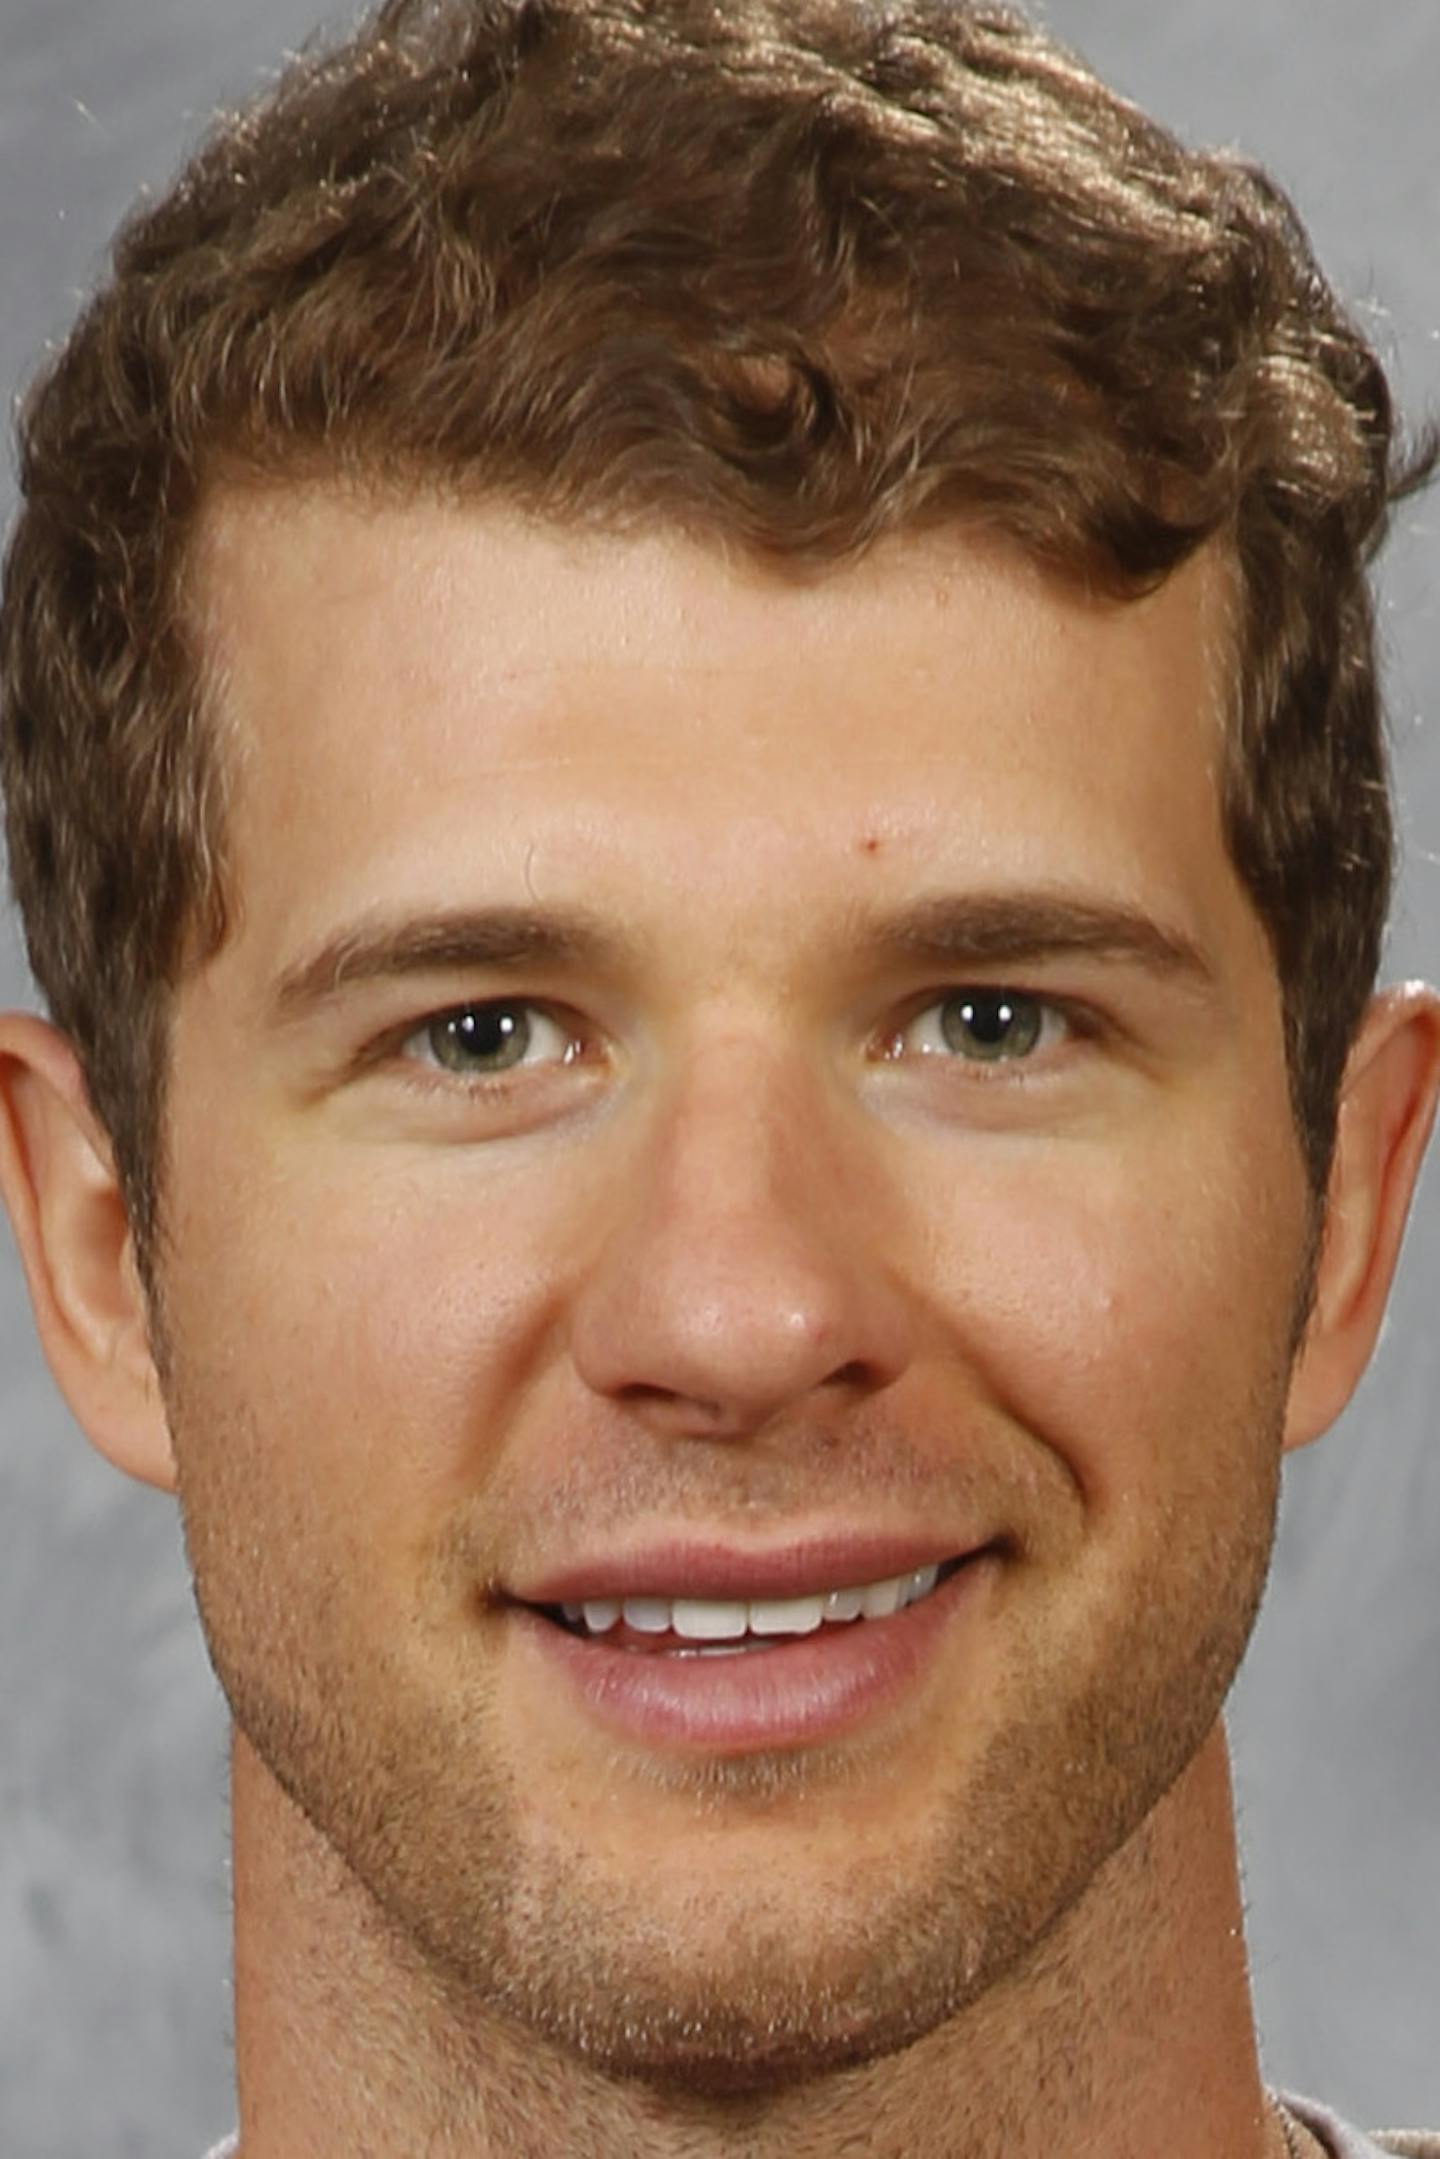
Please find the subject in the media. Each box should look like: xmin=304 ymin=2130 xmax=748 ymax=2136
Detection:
xmin=512 ymin=1550 xmax=996 ymax=1751
xmin=543 ymin=1558 xmax=964 ymax=1652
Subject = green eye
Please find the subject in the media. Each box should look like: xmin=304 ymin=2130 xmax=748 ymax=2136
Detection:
xmin=426 ymin=1005 xmax=533 ymax=1072
xmin=938 ymin=991 xmax=1045 ymax=1062
xmin=406 ymin=1002 xmax=575 ymax=1078
xmin=891 ymin=988 xmax=1058 ymax=1067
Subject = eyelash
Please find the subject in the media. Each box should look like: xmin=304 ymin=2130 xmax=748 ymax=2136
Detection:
xmin=377 ymin=987 xmax=1095 ymax=1097
xmin=881 ymin=988 xmax=1083 ymax=1070
xmin=392 ymin=1002 xmax=587 ymax=1092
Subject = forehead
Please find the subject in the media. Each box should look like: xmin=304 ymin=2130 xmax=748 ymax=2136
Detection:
xmin=189 ymin=484 xmax=1245 ymax=977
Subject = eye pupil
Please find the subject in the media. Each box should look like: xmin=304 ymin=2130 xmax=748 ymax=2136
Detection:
xmin=431 ymin=1004 xmax=530 ymax=1071
xmin=940 ymin=991 xmax=1042 ymax=1061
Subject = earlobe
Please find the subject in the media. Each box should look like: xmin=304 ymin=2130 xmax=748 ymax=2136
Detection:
xmin=1284 ymin=984 xmax=1440 ymax=1452
xmin=0 ymin=1011 xmax=177 ymax=1493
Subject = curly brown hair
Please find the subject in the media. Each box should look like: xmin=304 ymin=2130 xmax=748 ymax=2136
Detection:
xmin=1 ymin=0 xmax=1431 ymax=1279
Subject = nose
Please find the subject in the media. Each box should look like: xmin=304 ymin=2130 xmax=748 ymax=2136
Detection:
xmin=567 ymin=1041 xmax=916 ymax=1438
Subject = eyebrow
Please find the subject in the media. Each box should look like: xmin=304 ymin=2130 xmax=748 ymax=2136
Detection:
xmin=268 ymin=890 xmax=1213 ymax=1025
xmin=269 ymin=904 xmax=629 ymax=1023
xmin=873 ymin=893 xmax=1214 ymax=986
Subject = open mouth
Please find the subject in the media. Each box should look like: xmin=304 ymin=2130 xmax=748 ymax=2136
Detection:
xmin=511 ymin=1546 xmax=1001 ymax=1751
xmin=529 ymin=1554 xmax=972 ymax=1655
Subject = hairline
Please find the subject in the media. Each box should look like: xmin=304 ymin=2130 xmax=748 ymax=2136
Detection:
xmin=132 ymin=466 xmax=1308 ymax=1291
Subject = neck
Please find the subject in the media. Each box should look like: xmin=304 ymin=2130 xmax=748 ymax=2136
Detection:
xmin=227 ymin=1719 xmax=1283 ymax=2159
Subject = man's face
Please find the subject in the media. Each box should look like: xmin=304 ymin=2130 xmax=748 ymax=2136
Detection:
xmin=158 ymin=490 xmax=1312 ymax=2084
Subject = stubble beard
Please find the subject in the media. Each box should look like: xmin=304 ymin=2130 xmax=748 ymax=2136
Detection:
xmin=169 ymin=1370 xmax=1286 ymax=2108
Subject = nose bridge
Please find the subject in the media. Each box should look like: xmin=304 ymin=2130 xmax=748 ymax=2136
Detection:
xmin=567 ymin=1028 xmax=914 ymax=1427
xmin=650 ymin=1034 xmax=841 ymax=1270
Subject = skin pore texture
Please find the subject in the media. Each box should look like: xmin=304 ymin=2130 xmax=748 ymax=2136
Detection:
xmin=4 ymin=489 xmax=1438 ymax=2159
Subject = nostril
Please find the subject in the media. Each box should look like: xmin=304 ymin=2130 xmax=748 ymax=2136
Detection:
xmin=619 ymin=1383 xmax=717 ymax=1402
xmin=616 ymin=1383 xmax=729 ymax=1423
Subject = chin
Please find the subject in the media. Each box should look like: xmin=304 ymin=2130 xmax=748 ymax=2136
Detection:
xmin=528 ymin=1986 xmax=945 ymax=2098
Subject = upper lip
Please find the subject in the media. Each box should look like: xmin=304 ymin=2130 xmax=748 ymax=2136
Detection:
xmin=509 ymin=1532 xmax=990 ymax=1607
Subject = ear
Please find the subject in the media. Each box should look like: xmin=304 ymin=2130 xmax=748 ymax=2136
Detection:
xmin=0 ymin=1011 xmax=177 ymax=1492
xmin=1284 ymin=984 xmax=1440 ymax=1452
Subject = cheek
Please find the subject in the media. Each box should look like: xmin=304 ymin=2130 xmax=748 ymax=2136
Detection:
xmin=163 ymin=1138 xmax=576 ymax=1534
xmin=911 ymin=1131 xmax=1306 ymax=1511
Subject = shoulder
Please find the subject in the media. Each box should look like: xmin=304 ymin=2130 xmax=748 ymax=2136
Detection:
xmin=1281 ymin=2092 xmax=1440 ymax=2159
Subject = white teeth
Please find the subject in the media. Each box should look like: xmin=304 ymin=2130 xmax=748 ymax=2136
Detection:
xmin=747 ymin=1594 xmax=825 ymax=1635
xmin=860 ymin=1575 xmax=904 ymax=1619
xmin=670 ymin=1598 xmax=749 ymax=1640
xmin=575 ymin=1598 xmax=620 ymax=1632
xmin=565 ymin=1561 xmax=949 ymax=1638
xmin=822 ymin=1586 xmax=866 ymax=1621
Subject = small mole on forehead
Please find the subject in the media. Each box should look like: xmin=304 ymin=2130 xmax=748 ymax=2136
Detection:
xmin=858 ymin=833 xmax=883 ymax=856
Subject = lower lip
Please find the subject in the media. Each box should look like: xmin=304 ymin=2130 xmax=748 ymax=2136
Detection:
xmin=508 ymin=1555 xmax=996 ymax=1753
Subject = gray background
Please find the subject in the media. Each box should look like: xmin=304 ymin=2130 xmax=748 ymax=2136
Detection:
xmin=1 ymin=3 xmax=1436 ymax=2154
